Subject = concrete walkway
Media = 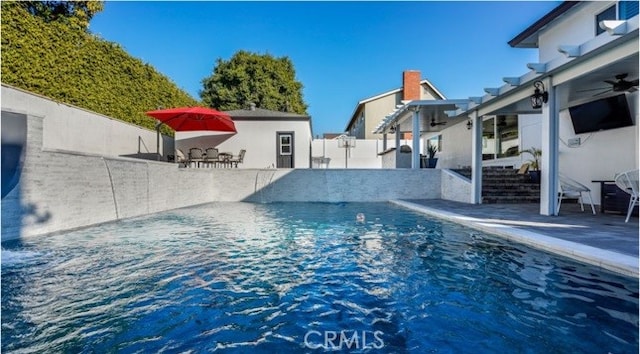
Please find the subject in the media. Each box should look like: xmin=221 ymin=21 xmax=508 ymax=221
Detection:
xmin=391 ymin=199 xmax=639 ymax=278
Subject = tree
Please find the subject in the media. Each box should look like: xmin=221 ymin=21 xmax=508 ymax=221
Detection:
xmin=200 ymin=51 xmax=308 ymax=114
xmin=18 ymin=1 xmax=104 ymax=30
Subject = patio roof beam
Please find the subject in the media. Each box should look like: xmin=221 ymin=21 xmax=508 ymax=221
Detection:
xmin=469 ymin=97 xmax=483 ymax=104
xmin=600 ymin=20 xmax=627 ymax=35
xmin=484 ymin=88 xmax=500 ymax=96
xmin=455 ymin=16 xmax=638 ymax=118
xmin=557 ymin=45 xmax=581 ymax=58
xmin=527 ymin=63 xmax=547 ymax=74
xmin=502 ymin=77 xmax=521 ymax=86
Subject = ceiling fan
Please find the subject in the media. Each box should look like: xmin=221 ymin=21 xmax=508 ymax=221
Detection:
xmin=430 ymin=117 xmax=446 ymax=127
xmin=578 ymin=73 xmax=639 ymax=96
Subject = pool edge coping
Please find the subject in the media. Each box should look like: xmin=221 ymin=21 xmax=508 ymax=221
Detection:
xmin=390 ymin=199 xmax=639 ymax=278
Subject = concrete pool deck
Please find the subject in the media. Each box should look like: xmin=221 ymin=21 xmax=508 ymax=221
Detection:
xmin=391 ymin=199 xmax=639 ymax=278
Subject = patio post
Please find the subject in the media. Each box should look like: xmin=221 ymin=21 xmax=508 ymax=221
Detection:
xmin=411 ymin=107 xmax=420 ymax=169
xmin=471 ymin=110 xmax=483 ymax=204
xmin=395 ymin=125 xmax=401 ymax=168
xmin=382 ymin=133 xmax=387 ymax=151
xmin=155 ymin=122 xmax=162 ymax=161
xmin=540 ymin=77 xmax=559 ymax=215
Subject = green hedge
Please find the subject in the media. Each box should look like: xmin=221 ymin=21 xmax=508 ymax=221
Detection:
xmin=1 ymin=2 xmax=199 ymax=134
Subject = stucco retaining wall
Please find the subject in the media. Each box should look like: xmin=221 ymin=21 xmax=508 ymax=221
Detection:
xmin=2 ymin=113 xmax=448 ymax=240
xmin=1 ymin=84 xmax=173 ymax=159
xmin=441 ymin=169 xmax=472 ymax=203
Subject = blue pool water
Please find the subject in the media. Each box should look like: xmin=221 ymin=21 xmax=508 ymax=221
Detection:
xmin=2 ymin=202 xmax=638 ymax=353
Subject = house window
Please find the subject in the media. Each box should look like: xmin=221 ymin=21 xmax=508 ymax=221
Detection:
xmin=279 ymin=134 xmax=292 ymax=155
xmin=482 ymin=117 xmax=495 ymax=160
xmin=619 ymin=1 xmax=639 ymax=20
xmin=595 ymin=2 xmax=637 ymax=35
xmin=496 ymin=115 xmax=519 ymax=158
xmin=427 ymin=135 xmax=442 ymax=152
xmin=482 ymin=116 xmax=520 ymax=160
xmin=596 ymin=4 xmax=616 ymax=35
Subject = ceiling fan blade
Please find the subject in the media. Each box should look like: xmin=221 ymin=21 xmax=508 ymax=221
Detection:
xmin=631 ymin=79 xmax=639 ymax=86
xmin=593 ymin=88 xmax=612 ymax=97
xmin=604 ymin=80 xmax=617 ymax=85
xmin=577 ymin=87 xmax=610 ymax=92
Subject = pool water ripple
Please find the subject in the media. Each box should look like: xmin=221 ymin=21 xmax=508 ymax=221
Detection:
xmin=2 ymin=202 xmax=638 ymax=353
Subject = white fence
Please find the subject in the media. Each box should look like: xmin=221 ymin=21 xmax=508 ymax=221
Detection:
xmin=311 ymin=138 xmax=422 ymax=169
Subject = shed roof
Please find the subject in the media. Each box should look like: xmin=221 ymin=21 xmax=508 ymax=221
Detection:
xmin=224 ymin=107 xmax=310 ymax=120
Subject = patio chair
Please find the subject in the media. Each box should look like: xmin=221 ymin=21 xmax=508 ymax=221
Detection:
xmin=557 ymin=174 xmax=596 ymax=215
xmin=203 ymin=148 xmax=219 ymax=168
xmin=614 ymin=169 xmax=639 ymax=222
xmin=188 ymin=148 xmax=205 ymax=168
xmin=175 ymin=149 xmax=188 ymax=167
xmin=229 ymin=149 xmax=246 ymax=168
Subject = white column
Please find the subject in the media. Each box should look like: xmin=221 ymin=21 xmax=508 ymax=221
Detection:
xmin=471 ymin=111 xmax=483 ymax=204
xmin=394 ymin=127 xmax=401 ymax=168
xmin=540 ymin=78 xmax=559 ymax=215
xmin=412 ymin=108 xmax=420 ymax=169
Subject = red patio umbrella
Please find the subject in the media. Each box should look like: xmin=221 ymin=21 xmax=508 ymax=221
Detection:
xmin=145 ymin=106 xmax=236 ymax=132
xmin=145 ymin=106 xmax=237 ymax=160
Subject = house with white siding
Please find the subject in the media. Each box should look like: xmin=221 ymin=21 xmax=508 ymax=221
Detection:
xmin=375 ymin=1 xmax=638 ymax=215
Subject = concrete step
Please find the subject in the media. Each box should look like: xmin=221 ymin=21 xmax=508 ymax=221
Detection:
xmin=483 ymin=196 xmax=541 ymax=204
xmin=451 ymin=167 xmax=541 ymax=204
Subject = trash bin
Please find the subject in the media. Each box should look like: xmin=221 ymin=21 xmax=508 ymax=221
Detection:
xmin=420 ymin=155 xmax=427 ymax=168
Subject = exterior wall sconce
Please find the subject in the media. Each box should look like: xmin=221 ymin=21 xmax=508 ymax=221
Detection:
xmin=389 ymin=125 xmax=396 ymax=134
xmin=530 ymin=80 xmax=549 ymax=109
xmin=466 ymin=120 xmax=473 ymax=130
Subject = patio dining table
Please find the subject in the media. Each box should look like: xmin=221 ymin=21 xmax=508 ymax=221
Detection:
xmin=217 ymin=152 xmax=232 ymax=168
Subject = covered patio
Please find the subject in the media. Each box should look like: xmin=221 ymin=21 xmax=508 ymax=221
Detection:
xmin=376 ymin=10 xmax=638 ymax=217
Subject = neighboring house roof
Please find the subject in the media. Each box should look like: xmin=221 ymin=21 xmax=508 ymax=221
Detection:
xmin=224 ymin=106 xmax=310 ymax=121
xmin=508 ymin=1 xmax=580 ymax=48
xmin=345 ymin=79 xmax=445 ymax=131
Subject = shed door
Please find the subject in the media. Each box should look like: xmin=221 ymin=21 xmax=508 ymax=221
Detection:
xmin=276 ymin=132 xmax=294 ymax=168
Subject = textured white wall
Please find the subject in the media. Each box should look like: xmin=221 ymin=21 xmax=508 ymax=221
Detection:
xmin=424 ymin=121 xmax=472 ymax=169
xmin=441 ymin=169 xmax=472 ymax=203
xmin=211 ymin=120 xmax=312 ymax=169
xmin=1 ymin=84 xmax=172 ymax=158
xmin=2 ymin=114 xmax=452 ymax=240
xmin=538 ymin=2 xmax=616 ymax=63
xmin=557 ymin=93 xmax=639 ymax=205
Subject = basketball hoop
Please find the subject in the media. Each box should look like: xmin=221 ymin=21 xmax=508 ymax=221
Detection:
xmin=337 ymin=134 xmax=356 ymax=148
xmin=337 ymin=134 xmax=356 ymax=168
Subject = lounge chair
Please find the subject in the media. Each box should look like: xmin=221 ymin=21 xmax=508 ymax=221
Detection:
xmin=203 ymin=148 xmax=219 ymax=168
xmin=614 ymin=169 xmax=639 ymax=222
xmin=229 ymin=149 xmax=246 ymax=168
xmin=188 ymin=148 xmax=205 ymax=168
xmin=557 ymin=174 xmax=596 ymax=215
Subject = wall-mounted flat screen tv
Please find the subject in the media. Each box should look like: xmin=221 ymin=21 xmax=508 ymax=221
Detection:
xmin=568 ymin=94 xmax=634 ymax=134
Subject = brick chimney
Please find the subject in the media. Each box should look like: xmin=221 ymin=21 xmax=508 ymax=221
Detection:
xmin=402 ymin=70 xmax=421 ymax=101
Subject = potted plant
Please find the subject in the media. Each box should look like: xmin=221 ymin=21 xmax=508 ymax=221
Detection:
xmin=520 ymin=147 xmax=542 ymax=183
xmin=426 ymin=144 xmax=438 ymax=168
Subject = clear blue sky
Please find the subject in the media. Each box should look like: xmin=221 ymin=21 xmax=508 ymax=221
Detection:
xmin=90 ymin=1 xmax=561 ymax=136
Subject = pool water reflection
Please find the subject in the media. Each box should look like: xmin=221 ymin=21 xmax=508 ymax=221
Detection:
xmin=2 ymin=202 xmax=638 ymax=353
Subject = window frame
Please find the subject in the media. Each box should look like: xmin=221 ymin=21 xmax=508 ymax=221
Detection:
xmin=596 ymin=4 xmax=617 ymax=36
xmin=279 ymin=134 xmax=293 ymax=156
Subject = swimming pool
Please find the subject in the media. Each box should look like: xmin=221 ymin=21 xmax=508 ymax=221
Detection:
xmin=2 ymin=202 xmax=638 ymax=352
